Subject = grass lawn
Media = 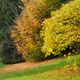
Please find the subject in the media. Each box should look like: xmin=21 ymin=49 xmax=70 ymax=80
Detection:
xmin=0 ymin=58 xmax=80 ymax=80
xmin=6 ymin=71 xmax=80 ymax=80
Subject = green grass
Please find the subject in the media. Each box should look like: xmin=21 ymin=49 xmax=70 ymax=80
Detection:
xmin=0 ymin=58 xmax=80 ymax=80
xmin=5 ymin=73 xmax=80 ymax=80
xmin=0 ymin=61 xmax=5 ymax=68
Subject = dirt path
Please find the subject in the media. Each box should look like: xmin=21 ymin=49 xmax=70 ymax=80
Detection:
xmin=0 ymin=59 xmax=58 ymax=73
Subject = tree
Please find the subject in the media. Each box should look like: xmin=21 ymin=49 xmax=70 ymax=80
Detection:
xmin=0 ymin=0 xmax=23 ymax=63
xmin=41 ymin=0 xmax=80 ymax=57
xmin=11 ymin=0 xmax=65 ymax=61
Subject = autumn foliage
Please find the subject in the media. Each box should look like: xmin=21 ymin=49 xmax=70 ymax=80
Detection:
xmin=11 ymin=0 xmax=65 ymax=61
xmin=0 ymin=0 xmax=80 ymax=64
xmin=41 ymin=0 xmax=80 ymax=56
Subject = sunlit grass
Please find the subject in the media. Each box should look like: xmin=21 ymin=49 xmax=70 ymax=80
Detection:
xmin=6 ymin=72 xmax=80 ymax=80
xmin=0 ymin=58 xmax=66 ymax=80
xmin=0 ymin=57 xmax=80 ymax=80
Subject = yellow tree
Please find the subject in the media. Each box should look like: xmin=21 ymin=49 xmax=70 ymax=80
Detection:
xmin=11 ymin=0 xmax=66 ymax=61
xmin=41 ymin=0 xmax=80 ymax=57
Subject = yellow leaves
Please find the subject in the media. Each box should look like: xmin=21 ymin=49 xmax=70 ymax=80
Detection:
xmin=11 ymin=0 xmax=58 ymax=59
xmin=11 ymin=0 xmax=78 ymax=59
xmin=41 ymin=0 xmax=80 ymax=56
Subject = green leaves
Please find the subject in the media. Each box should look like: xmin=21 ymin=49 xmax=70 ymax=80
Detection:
xmin=0 ymin=0 xmax=22 ymax=63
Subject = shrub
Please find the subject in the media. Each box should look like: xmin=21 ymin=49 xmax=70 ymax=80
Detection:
xmin=25 ymin=48 xmax=45 ymax=61
xmin=41 ymin=0 xmax=80 ymax=57
xmin=67 ymin=54 xmax=80 ymax=67
xmin=11 ymin=0 xmax=65 ymax=61
xmin=66 ymin=54 xmax=80 ymax=71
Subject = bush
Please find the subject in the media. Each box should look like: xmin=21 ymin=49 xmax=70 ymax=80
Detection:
xmin=25 ymin=48 xmax=45 ymax=62
xmin=41 ymin=0 xmax=80 ymax=57
xmin=11 ymin=0 xmax=65 ymax=61
xmin=67 ymin=54 xmax=80 ymax=67
xmin=66 ymin=54 xmax=80 ymax=71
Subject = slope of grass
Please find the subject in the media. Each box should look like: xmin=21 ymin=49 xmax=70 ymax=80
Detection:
xmin=0 ymin=58 xmax=66 ymax=80
xmin=0 ymin=57 xmax=80 ymax=80
xmin=5 ymin=72 xmax=80 ymax=80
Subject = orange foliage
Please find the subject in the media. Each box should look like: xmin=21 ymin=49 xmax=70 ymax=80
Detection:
xmin=11 ymin=0 xmax=46 ymax=59
xmin=11 ymin=0 xmax=64 ymax=60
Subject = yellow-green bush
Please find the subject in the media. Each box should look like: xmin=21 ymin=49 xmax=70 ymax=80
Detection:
xmin=41 ymin=0 xmax=80 ymax=57
xmin=66 ymin=53 xmax=80 ymax=71
xmin=11 ymin=0 xmax=65 ymax=61
xmin=67 ymin=54 xmax=80 ymax=67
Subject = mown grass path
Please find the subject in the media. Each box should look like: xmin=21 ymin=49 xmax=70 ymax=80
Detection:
xmin=0 ymin=58 xmax=66 ymax=79
xmin=0 ymin=58 xmax=80 ymax=80
xmin=0 ymin=58 xmax=60 ymax=73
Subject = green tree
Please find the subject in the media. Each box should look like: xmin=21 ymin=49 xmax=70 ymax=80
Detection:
xmin=0 ymin=0 xmax=23 ymax=63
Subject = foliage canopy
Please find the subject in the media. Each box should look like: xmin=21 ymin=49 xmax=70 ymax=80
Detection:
xmin=41 ymin=0 xmax=80 ymax=56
